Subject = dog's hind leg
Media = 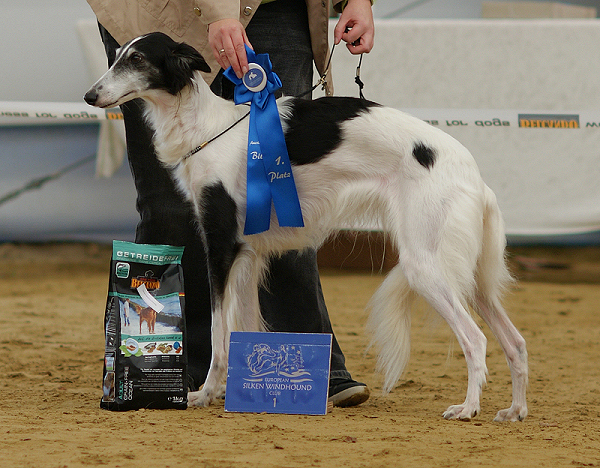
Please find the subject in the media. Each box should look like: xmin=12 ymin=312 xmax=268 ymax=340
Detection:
xmin=188 ymin=183 xmax=242 ymax=408
xmin=475 ymin=296 xmax=527 ymax=421
xmin=474 ymin=186 xmax=528 ymax=421
xmin=411 ymin=268 xmax=487 ymax=420
xmin=404 ymin=258 xmax=487 ymax=420
xmin=391 ymin=189 xmax=488 ymax=420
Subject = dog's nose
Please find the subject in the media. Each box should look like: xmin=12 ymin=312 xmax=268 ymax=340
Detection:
xmin=84 ymin=89 xmax=98 ymax=106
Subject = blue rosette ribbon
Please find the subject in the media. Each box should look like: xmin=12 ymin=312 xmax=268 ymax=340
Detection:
xmin=224 ymin=46 xmax=304 ymax=235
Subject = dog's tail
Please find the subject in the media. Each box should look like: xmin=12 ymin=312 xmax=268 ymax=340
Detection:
xmin=475 ymin=185 xmax=514 ymax=306
xmin=366 ymin=264 xmax=415 ymax=393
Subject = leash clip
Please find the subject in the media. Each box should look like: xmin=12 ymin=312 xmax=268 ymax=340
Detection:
xmin=317 ymin=72 xmax=328 ymax=92
xmin=355 ymin=54 xmax=365 ymax=100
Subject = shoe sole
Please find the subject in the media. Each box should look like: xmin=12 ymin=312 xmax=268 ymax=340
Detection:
xmin=328 ymin=385 xmax=370 ymax=407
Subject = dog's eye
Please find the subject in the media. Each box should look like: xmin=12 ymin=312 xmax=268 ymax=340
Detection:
xmin=129 ymin=52 xmax=143 ymax=64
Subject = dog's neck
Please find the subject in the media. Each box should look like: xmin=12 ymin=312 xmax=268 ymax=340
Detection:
xmin=140 ymin=72 xmax=243 ymax=167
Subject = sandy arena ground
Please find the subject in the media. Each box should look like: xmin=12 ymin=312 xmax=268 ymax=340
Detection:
xmin=1 ymin=242 xmax=600 ymax=467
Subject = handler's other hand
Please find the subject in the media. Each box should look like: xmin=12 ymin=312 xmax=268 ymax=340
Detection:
xmin=334 ymin=0 xmax=375 ymax=55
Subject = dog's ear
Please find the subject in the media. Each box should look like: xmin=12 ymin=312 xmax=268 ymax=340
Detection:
xmin=164 ymin=42 xmax=212 ymax=94
xmin=172 ymin=42 xmax=211 ymax=74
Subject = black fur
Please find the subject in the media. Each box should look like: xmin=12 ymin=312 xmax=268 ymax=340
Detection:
xmin=131 ymin=32 xmax=211 ymax=95
xmin=198 ymin=182 xmax=241 ymax=300
xmin=283 ymin=97 xmax=381 ymax=166
xmin=412 ymin=142 xmax=436 ymax=169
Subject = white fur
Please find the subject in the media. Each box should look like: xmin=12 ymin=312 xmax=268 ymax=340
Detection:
xmin=86 ymin=35 xmax=528 ymax=421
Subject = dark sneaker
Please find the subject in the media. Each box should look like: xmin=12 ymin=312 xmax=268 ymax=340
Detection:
xmin=328 ymin=378 xmax=370 ymax=407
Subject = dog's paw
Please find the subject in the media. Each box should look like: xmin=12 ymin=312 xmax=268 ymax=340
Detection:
xmin=187 ymin=389 xmax=212 ymax=407
xmin=215 ymin=383 xmax=226 ymax=399
xmin=443 ymin=404 xmax=480 ymax=421
xmin=187 ymin=384 xmax=227 ymax=408
xmin=493 ymin=405 xmax=528 ymax=422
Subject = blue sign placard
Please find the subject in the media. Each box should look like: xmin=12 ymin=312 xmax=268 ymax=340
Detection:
xmin=225 ymin=332 xmax=332 ymax=415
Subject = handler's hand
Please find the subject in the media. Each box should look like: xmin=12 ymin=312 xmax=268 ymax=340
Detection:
xmin=334 ymin=0 xmax=375 ymax=55
xmin=208 ymin=18 xmax=253 ymax=78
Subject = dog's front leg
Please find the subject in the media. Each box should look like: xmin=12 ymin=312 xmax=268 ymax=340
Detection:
xmin=188 ymin=183 xmax=242 ymax=408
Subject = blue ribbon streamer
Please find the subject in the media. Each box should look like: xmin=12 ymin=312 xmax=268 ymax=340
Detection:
xmin=224 ymin=46 xmax=304 ymax=235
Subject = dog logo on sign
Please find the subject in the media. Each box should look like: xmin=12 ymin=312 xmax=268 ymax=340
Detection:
xmin=246 ymin=343 xmax=311 ymax=380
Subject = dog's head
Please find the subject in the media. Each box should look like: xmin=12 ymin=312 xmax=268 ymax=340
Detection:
xmin=84 ymin=32 xmax=211 ymax=108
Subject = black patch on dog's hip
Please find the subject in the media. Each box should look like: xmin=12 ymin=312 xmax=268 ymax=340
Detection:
xmin=283 ymin=97 xmax=380 ymax=166
xmin=413 ymin=142 xmax=436 ymax=169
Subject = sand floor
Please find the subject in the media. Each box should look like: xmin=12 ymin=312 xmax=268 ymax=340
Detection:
xmin=1 ymin=242 xmax=599 ymax=467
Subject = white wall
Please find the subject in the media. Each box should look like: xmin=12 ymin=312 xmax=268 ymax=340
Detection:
xmin=375 ymin=0 xmax=600 ymax=19
xmin=1 ymin=2 xmax=97 ymax=102
xmin=373 ymin=0 xmax=483 ymax=19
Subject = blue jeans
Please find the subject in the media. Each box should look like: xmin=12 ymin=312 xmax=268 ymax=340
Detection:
xmin=98 ymin=0 xmax=351 ymax=389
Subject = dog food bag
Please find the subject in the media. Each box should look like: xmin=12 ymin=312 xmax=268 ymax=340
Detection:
xmin=101 ymin=240 xmax=187 ymax=410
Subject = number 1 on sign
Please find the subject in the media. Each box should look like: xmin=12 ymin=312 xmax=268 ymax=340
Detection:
xmin=275 ymin=156 xmax=283 ymax=166
xmin=273 ymin=397 xmax=277 ymax=407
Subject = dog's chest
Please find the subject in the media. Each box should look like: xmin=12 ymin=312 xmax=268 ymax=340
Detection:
xmin=174 ymin=149 xmax=246 ymax=205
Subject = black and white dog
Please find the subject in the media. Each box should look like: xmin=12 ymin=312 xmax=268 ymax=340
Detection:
xmin=85 ymin=32 xmax=528 ymax=421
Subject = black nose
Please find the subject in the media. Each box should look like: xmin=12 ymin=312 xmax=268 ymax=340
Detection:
xmin=84 ymin=89 xmax=98 ymax=106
